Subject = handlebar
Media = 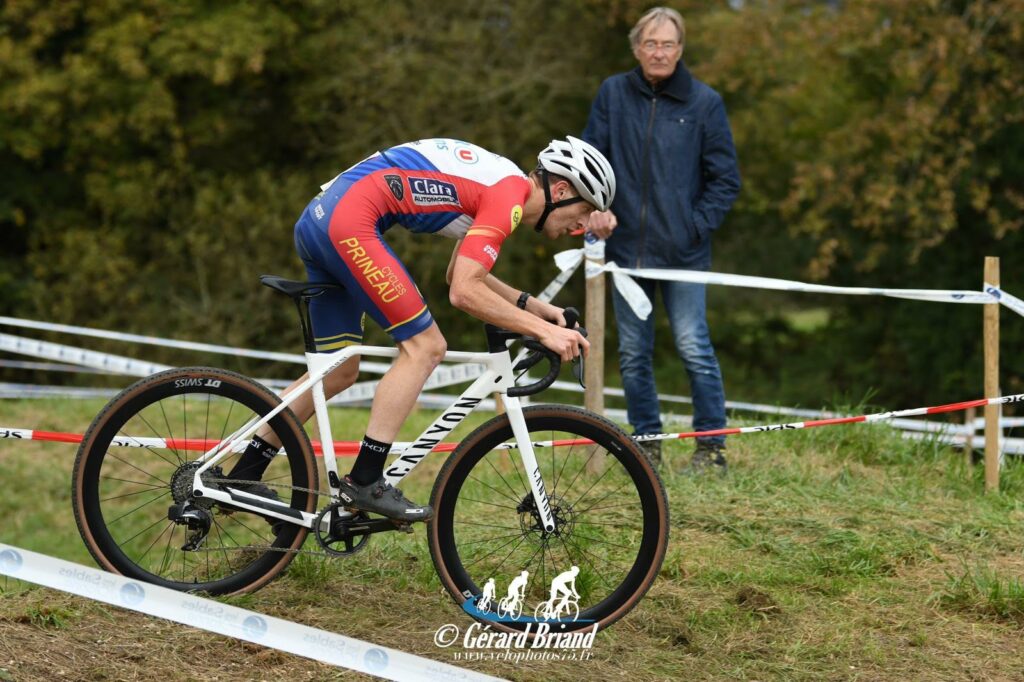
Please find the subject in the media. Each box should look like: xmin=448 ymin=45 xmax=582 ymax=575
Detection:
xmin=484 ymin=307 xmax=586 ymax=398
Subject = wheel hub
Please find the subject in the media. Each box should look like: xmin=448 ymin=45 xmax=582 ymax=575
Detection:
xmin=518 ymin=493 xmax=575 ymax=540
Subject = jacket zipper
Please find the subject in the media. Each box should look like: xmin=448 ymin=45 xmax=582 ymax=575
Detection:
xmin=635 ymin=96 xmax=657 ymax=268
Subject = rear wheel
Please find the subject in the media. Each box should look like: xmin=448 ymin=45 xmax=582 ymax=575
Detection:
xmin=72 ymin=367 xmax=318 ymax=595
xmin=429 ymin=404 xmax=669 ymax=632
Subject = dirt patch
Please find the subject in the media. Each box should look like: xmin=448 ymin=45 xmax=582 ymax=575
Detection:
xmin=734 ymin=586 xmax=781 ymax=617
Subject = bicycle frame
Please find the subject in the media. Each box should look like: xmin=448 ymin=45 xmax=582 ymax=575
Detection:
xmin=189 ymin=343 xmax=559 ymax=532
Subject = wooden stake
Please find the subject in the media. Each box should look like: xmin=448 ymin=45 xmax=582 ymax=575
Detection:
xmin=983 ymin=256 xmax=1000 ymax=492
xmin=584 ymin=248 xmax=606 ymax=416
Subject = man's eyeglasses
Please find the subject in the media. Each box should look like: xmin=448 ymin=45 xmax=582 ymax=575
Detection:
xmin=639 ymin=40 xmax=680 ymax=54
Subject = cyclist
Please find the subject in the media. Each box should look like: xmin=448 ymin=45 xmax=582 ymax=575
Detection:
xmin=226 ymin=137 xmax=615 ymax=523
xmin=503 ymin=569 xmax=530 ymax=614
xmin=479 ymin=577 xmax=497 ymax=613
xmin=546 ymin=565 xmax=580 ymax=617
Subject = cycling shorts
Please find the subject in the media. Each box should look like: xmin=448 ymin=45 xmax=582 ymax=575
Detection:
xmin=293 ymin=178 xmax=434 ymax=351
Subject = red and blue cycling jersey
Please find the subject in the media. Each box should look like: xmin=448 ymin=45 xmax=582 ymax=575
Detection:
xmin=294 ymin=139 xmax=530 ymax=349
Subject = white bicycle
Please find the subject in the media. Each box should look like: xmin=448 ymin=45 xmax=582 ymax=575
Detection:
xmin=72 ymin=275 xmax=669 ymax=633
xmin=534 ymin=593 xmax=580 ymax=622
xmin=496 ymin=592 xmax=525 ymax=621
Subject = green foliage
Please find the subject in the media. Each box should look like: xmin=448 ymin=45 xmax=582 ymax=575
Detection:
xmin=1 ymin=1 xmax=1021 ymax=407
xmin=935 ymin=565 xmax=1024 ymax=625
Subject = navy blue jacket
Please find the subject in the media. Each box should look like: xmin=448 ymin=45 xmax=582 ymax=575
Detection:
xmin=583 ymin=63 xmax=740 ymax=269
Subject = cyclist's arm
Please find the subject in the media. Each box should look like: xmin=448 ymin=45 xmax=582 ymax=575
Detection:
xmin=449 ymin=257 xmax=588 ymax=361
xmin=447 ymin=240 xmax=567 ymax=325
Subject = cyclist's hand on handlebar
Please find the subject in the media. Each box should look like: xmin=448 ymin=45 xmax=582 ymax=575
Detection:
xmin=538 ymin=324 xmax=589 ymax=362
xmin=529 ymin=299 xmax=575 ymax=328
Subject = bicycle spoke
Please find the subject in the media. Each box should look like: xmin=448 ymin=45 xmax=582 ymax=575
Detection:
xmin=100 ymin=475 xmax=166 ymax=490
xmin=463 ymin=533 xmax=529 ymax=569
xmin=101 ymin=487 xmax=171 ymax=503
xmin=483 ymin=454 xmax=525 ymax=503
xmin=466 ymin=473 xmax=522 ymax=505
xmin=458 ymin=520 xmax=522 ymax=531
xmin=118 ymin=514 xmax=173 ymax=551
xmin=459 ymin=497 xmax=519 ymax=511
xmin=105 ymin=490 xmax=171 ymax=526
xmin=105 ymin=451 xmax=169 ymax=486
xmin=556 ymin=447 xmax=602 ymax=502
xmin=157 ymin=401 xmax=183 ymax=464
xmin=572 ymin=476 xmax=631 ymax=514
xmin=565 ymin=456 xmax=616 ymax=508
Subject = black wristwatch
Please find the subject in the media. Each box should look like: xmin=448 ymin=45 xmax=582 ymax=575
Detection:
xmin=516 ymin=291 xmax=531 ymax=310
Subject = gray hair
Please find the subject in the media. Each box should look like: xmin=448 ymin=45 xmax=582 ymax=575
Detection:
xmin=628 ymin=7 xmax=686 ymax=51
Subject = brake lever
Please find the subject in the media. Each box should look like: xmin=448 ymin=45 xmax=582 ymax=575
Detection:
xmin=562 ymin=307 xmax=586 ymax=389
xmin=572 ymin=352 xmax=585 ymax=389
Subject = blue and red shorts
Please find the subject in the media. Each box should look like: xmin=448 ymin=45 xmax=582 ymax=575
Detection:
xmin=293 ymin=178 xmax=434 ymax=351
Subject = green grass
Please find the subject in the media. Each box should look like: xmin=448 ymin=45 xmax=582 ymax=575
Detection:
xmin=1 ymin=395 xmax=1024 ymax=680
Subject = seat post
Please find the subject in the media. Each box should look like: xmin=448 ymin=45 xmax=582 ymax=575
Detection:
xmin=259 ymin=276 xmax=341 ymax=355
xmin=294 ymin=295 xmax=318 ymax=354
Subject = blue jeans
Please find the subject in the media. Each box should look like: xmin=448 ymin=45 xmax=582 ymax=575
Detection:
xmin=611 ymin=277 xmax=726 ymax=445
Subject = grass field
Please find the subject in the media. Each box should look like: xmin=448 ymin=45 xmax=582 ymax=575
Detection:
xmin=2 ymin=395 xmax=1024 ymax=681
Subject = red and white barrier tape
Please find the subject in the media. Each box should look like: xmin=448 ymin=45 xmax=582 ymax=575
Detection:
xmin=632 ymin=393 xmax=1024 ymax=443
xmin=4 ymin=393 xmax=1021 ymax=454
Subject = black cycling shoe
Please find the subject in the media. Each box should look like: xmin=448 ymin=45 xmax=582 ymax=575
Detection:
xmin=337 ymin=475 xmax=433 ymax=522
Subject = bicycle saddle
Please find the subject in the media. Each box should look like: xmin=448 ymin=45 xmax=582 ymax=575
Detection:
xmin=259 ymin=275 xmax=341 ymax=299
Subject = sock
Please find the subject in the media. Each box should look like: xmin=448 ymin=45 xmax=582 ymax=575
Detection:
xmin=348 ymin=435 xmax=392 ymax=486
xmin=225 ymin=435 xmax=278 ymax=482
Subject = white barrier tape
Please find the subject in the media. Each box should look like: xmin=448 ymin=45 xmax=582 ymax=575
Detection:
xmin=0 ymin=333 xmax=172 ymax=377
xmin=554 ymin=247 xmax=1021 ymax=320
xmin=0 ymin=359 xmax=117 ymax=375
xmin=0 ymin=544 xmax=503 ymax=682
xmin=537 ymin=255 xmax=580 ymax=302
xmin=0 ymin=383 xmax=119 ymax=400
xmin=0 ymin=315 xmax=306 ymax=364
xmin=984 ymin=283 xmax=1024 ymax=318
xmin=555 ymin=245 xmax=652 ymax=319
xmin=2 ymin=262 xmax=578 ymax=397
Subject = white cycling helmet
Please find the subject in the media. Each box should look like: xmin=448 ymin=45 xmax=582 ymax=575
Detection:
xmin=537 ymin=136 xmax=616 ymax=211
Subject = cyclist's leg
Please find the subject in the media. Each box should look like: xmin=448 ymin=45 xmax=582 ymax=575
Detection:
xmin=224 ymin=211 xmax=362 ymax=484
xmin=268 ymin=217 xmax=366 ymax=427
xmin=313 ymin=201 xmax=440 ymax=518
xmin=364 ymin=323 xmax=445 ymax=442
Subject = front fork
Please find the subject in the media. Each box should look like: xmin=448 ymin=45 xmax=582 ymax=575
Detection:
xmin=502 ymin=395 xmax=557 ymax=533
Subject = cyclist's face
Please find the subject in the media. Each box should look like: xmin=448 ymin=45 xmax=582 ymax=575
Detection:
xmin=541 ymin=200 xmax=592 ymax=239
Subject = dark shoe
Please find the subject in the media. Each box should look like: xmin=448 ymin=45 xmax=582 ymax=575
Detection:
xmin=687 ymin=441 xmax=727 ymax=476
xmin=636 ymin=438 xmax=662 ymax=469
xmin=337 ymin=476 xmax=433 ymax=522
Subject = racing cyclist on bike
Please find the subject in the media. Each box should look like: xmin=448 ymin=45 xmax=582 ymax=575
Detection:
xmin=547 ymin=565 xmax=580 ymax=617
xmin=226 ymin=136 xmax=616 ymax=523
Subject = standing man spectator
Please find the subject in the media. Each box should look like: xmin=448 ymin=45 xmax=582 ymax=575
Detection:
xmin=583 ymin=7 xmax=740 ymax=472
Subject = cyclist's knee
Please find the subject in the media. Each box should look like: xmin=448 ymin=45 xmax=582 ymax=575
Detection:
xmin=401 ymin=327 xmax=447 ymax=370
xmin=324 ymin=356 xmax=359 ymax=396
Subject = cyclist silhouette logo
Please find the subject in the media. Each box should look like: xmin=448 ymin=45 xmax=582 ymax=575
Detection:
xmin=534 ymin=566 xmax=580 ymax=622
xmin=496 ymin=570 xmax=529 ymax=620
xmin=461 ymin=566 xmax=592 ymax=624
xmin=478 ymin=577 xmax=497 ymax=613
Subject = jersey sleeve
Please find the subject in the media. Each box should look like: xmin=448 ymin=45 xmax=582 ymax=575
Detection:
xmin=456 ymin=176 xmax=532 ymax=271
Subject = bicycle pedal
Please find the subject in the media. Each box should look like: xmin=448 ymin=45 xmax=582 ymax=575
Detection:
xmin=391 ymin=521 xmax=414 ymax=534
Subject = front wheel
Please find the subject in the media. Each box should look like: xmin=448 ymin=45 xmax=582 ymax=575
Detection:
xmin=429 ymin=405 xmax=669 ymax=633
